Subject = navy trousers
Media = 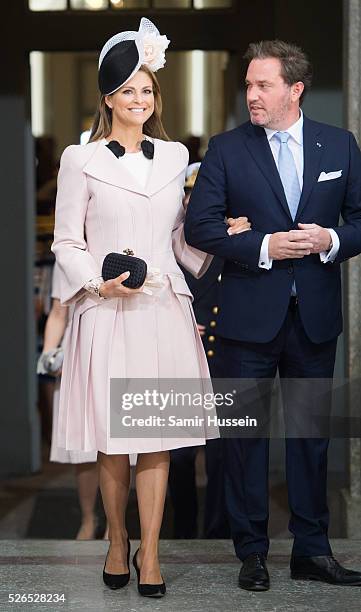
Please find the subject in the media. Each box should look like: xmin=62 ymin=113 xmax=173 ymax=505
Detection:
xmin=219 ymin=300 xmax=337 ymax=560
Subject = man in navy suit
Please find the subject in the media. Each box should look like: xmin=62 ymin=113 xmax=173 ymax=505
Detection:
xmin=184 ymin=40 xmax=361 ymax=590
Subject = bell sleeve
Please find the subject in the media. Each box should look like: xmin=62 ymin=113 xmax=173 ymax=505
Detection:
xmin=51 ymin=145 xmax=101 ymax=305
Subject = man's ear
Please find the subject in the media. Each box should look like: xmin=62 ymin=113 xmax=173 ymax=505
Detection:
xmin=292 ymin=81 xmax=304 ymax=102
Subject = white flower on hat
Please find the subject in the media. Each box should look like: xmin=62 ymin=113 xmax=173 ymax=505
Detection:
xmin=138 ymin=17 xmax=170 ymax=72
xmin=142 ymin=33 xmax=170 ymax=71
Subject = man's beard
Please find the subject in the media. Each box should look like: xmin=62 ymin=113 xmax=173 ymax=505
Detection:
xmin=255 ymin=102 xmax=290 ymax=129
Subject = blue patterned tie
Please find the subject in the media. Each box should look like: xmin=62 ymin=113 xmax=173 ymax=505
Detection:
xmin=273 ymin=132 xmax=301 ymax=220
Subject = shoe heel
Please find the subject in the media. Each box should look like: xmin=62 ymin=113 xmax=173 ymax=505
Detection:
xmin=132 ymin=548 xmax=166 ymax=598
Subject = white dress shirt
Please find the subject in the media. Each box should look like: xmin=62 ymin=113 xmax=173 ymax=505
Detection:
xmin=258 ymin=111 xmax=339 ymax=269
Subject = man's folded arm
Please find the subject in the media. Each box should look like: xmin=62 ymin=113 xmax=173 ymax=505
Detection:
xmin=184 ymin=136 xmax=265 ymax=272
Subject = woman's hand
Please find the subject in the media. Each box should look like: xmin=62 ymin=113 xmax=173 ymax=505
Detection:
xmin=227 ymin=216 xmax=251 ymax=235
xmin=99 ymin=271 xmax=145 ymax=298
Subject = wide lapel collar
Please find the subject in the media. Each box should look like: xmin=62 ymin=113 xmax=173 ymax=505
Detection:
xmin=146 ymin=139 xmax=186 ymax=197
xmin=83 ymin=139 xmax=186 ymax=197
xmin=244 ymin=122 xmax=292 ymax=220
xmin=83 ymin=140 xmax=148 ymax=196
xmin=295 ymin=116 xmax=324 ymax=220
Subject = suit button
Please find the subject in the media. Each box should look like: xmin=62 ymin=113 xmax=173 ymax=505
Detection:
xmin=207 ymin=350 xmax=214 ymax=358
xmin=288 ymin=266 xmax=293 ymax=274
xmin=212 ymin=306 xmax=218 ymax=315
xmin=217 ymin=274 xmax=222 ymax=282
xmin=210 ymin=320 xmax=216 ymax=328
xmin=208 ymin=335 xmax=215 ymax=343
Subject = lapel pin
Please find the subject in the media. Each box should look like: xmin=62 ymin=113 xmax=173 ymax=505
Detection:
xmin=316 ymin=142 xmax=322 ymax=148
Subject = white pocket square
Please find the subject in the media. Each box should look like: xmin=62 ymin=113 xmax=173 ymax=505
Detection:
xmin=318 ymin=170 xmax=342 ymax=182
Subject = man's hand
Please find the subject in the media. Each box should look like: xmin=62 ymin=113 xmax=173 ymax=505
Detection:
xmin=298 ymin=223 xmax=332 ymax=253
xmin=268 ymin=230 xmax=314 ymax=260
xmin=227 ymin=216 xmax=251 ymax=235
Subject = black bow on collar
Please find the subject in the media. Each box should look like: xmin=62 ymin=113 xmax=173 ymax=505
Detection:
xmin=106 ymin=139 xmax=154 ymax=160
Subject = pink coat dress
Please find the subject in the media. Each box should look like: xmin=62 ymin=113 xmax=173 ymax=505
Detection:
xmin=52 ymin=138 xmax=218 ymax=455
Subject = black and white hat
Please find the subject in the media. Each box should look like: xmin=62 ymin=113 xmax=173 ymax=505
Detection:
xmin=98 ymin=17 xmax=170 ymax=96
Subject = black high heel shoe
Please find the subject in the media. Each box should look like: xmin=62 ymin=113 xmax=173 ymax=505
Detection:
xmin=103 ymin=537 xmax=130 ymax=589
xmin=132 ymin=548 xmax=166 ymax=598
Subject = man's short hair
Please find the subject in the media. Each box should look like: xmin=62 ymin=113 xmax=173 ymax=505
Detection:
xmin=244 ymin=40 xmax=312 ymax=105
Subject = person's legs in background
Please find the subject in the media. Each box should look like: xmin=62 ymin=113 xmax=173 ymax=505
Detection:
xmin=75 ymin=463 xmax=99 ymax=540
xmin=169 ymin=447 xmax=198 ymax=538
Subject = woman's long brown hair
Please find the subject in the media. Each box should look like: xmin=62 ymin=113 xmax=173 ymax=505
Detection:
xmin=89 ymin=65 xmax=169 ymax=142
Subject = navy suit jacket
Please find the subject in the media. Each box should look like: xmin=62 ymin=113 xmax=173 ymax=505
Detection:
xmin=184 ymin=116 xmax=361 ymax=344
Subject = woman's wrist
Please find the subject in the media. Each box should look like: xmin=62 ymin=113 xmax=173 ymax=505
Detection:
xmin=99 ymin=283 xmax=107 ymax=298
xmin=84 ymin=276 xmax=107 ymax=300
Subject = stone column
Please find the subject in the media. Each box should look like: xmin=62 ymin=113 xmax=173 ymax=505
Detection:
xmin=0 ymin=2 xmax=40 ymax=475
xmin=340 ymin=0 xmax=361 ymax=535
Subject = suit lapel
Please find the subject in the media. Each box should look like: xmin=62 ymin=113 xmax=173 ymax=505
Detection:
xmin=295 ymin=117 xmax=324 ymax=220
xmin=244 ymin=124 xmax=292 ymax=220
xmin=244 ymin=118 xmax=325 ymax=223
xmin=83 ymin=138 xmax=186 ymax=197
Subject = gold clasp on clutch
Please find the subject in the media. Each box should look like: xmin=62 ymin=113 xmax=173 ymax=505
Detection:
xmin=123 ymin=248 xmax=134 ymax=256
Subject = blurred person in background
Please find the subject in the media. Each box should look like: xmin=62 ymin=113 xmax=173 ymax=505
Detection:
xmin=38 ymin=263 xmax=108 ymax=540
xmin=182 ymin=135 xmax=202 ymax=164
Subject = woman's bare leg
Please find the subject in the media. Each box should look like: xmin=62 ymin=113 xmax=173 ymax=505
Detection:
xmin=98 ymin=452 xmax=130 ymax=573
xmin=135 ymin=451 xmax=170 ymax=583
xmin=75 ymin=463 xmax=99 ymax=540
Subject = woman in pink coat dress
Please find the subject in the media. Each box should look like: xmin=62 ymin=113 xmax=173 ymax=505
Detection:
xmin=52 ymin=18 xmax=248 ymax=598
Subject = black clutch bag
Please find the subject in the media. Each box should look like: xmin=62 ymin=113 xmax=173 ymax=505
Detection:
xmin=102 ymin=250 xmax=147 ymax=289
